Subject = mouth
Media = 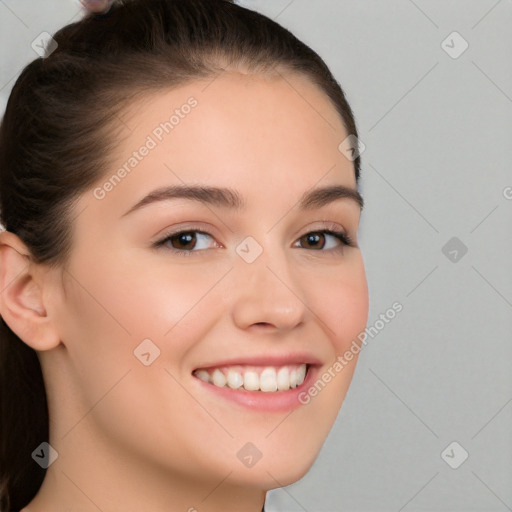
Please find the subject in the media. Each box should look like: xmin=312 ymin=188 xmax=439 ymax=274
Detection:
xmin=192 ymin=363 xmax=309 ymax=392
xmin=191 ymin=360 xmax=320 ymax=412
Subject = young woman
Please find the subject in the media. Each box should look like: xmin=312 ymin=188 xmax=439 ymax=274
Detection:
xmin=0 ymin=1 xmax=369 ymax=510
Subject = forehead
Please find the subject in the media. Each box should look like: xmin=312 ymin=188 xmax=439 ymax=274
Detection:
xmin=130 ymin=70 xmax=349 ymax=166
xmin=80 ymin=70 xmax=356 ymax=220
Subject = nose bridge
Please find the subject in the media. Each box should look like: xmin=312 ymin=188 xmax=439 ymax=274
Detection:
xmin=230 ymin=235 xmax=307 ymax=330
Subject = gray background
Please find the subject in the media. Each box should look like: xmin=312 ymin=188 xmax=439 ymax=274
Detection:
xmin=1 ymin=1 xmax=511 ymax=511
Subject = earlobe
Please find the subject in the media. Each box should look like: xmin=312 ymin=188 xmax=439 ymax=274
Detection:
xmin=0 ymin=230 xmax=60 ymax=351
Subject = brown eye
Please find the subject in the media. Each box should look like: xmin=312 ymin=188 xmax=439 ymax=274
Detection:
xmin=154 ymin=230 xmax=218 ymax=256
xmin=296 ymin=230 xmax=352 ymax=251
xmin=300 ymin=232 xmax=326 ymax=249
xmin=169 ymin=232 xmax=197 ymax=250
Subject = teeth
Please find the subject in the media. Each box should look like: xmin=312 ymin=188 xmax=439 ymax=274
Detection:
xmin=243 ymin=371 xmax=260 ymax=391
xmin=276 ymin=367 xmax=290 ymax=391
xmin=260 ymin=368 xmax=278 ymax=392
xmin=227 ymin=369 xmax=243 ymax=389
xmin=194 ymin=364 xmax=308 ymax=392
xmin=212 ymin=369 xmax=227 ymax=388
xmin=296 ymin=364 xmax=307 ymax=384
xmin=195 ymin=370 xmax=210 ymax=383
xmin=290 ymin=368 xmax=298 ymax=388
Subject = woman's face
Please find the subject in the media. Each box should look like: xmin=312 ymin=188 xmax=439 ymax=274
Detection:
xmin=46 ymin=70 xmax=368 ymax=493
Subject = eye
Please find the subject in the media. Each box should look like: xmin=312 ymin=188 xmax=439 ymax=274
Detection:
xmin=153 ymin=226 xmax=355 ymax=256
xmin=154 ymin=230 xmax=218 ymax=256
xmin=295 ymin=229 xmax=354 ymax=251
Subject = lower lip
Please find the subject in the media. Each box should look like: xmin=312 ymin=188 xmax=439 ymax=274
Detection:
xmin=192 ymin=365 xmax=319 ymax=412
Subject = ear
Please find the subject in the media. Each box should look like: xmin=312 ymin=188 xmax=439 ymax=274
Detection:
xmin=0 ymin=230 xmax=61 ymax=351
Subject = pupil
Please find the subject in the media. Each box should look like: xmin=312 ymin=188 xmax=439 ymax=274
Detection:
xmin=177 ymin=232 xmax=195 ymax=249
xmin=306 ymin=233 xmax=323 ymax=248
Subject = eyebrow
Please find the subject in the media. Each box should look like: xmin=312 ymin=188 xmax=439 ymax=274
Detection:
xmin=121 ymin=183 xmax=364 ymax=218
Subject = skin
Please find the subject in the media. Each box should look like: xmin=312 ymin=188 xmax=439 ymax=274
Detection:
xmin=80 ymin=0 xmax=114 ymax=13
xmin=0 ymin=70 xmax=369 ymax=512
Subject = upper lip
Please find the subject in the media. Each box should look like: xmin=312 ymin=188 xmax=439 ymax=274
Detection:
xmin=193 ymin=352 xmax=323 ymax=371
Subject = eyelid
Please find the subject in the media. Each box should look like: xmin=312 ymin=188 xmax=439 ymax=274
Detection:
xmin=297 ymin=220 xmax=353 ymax=243
xmin=302 ymin=220 xmax=347 ymax=235
xmin=152 ymin=222 xmax=222 ymax=246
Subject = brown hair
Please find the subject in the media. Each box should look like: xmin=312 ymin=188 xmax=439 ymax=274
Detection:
xmin=0 ymin=1 xmax=361 ymax=509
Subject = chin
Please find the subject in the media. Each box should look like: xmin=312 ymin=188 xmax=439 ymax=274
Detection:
xmin=227 ymin=446 xmax=321 ymax=491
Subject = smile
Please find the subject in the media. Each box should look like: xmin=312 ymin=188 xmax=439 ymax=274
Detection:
xmin=193 ymin=364 xmax=308 ymax=392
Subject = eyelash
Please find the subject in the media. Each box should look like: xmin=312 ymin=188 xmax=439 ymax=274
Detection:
xmin=153 ymin=225 xmax=355 ymax=257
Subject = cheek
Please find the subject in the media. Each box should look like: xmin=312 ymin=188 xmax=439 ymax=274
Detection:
xmin=311 ymin=255 xmax=369 ymax=351
xmin=112 ymin=257 xmax=233 ymax=344
xmin=66 ymin=249 xmax=226 ymax=336
xmin=338 ymin=270 xmax=369 ymax=350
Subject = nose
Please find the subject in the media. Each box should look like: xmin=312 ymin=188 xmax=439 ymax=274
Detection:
xmin=229 ymin=244 xmax=307 ymax=332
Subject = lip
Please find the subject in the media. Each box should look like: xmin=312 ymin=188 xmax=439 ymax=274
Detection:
xmin=192 ymin=362 xmax=321 ymax=412
xmin=192 ymin=353 xmax=323 ymax=371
